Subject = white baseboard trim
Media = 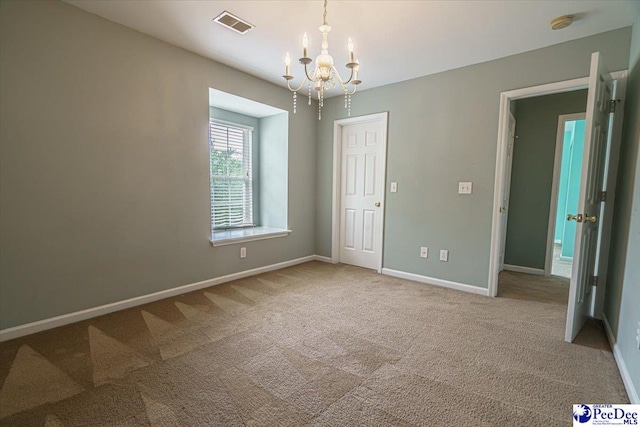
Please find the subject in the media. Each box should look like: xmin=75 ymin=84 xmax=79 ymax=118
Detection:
xmin=381 ymin=268 xmax=489 ymax=296
xmin=313 ymin=255 xmax=334 ymax=263
xmin=603 ymin=315 xmax=639 ymax=404
xmin=0 ymin=255 xmax=317 ymax=343
xmin=503 ymin=264 xmax=545 ymax=276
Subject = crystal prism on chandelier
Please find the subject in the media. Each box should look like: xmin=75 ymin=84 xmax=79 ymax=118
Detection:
xmin=282 ymin=0 xmax=361 ymax=120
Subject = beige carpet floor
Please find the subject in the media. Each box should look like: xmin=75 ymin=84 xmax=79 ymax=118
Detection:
xmin=0 ymin=262 xmax=629 ymax=426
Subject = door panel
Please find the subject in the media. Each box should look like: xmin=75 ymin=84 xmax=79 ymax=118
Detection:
xmin=565 ymin=52 xmax=614 ymax=342
xmin=344 ymin=209 xmax=356 ymax=250
xmin=362 ymin=210 xmax=375 ymax=252
xmin=586 ymin=125 xmax=607 ymax=205
xmin=365 ymin=130 xmax=377 ymax=146
xmin=346 ymin=155 xmax=357 ymax=195
xmin=347 ymin=132 xmax=358 ymax=148
xmin=364 ymin=154 xmax=377 ymax=196
xmin=339 ymin=119 xmax=385 ymax=270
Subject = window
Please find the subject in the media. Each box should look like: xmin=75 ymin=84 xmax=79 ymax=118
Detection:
xmin=209 ymin=120 xmax=253 ymax=229
xmin=208 ymin=89 xmax=290 ymax=246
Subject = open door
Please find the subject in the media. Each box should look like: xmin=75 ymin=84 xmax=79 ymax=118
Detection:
xmin=565 ymin=52 xmax=616 ymax=342
xmin=499 ymin=112 xmax=516 ymax=271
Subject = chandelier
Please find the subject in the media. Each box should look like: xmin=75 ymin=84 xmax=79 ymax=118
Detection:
xmin=282 ymin=0 xmax=361 ymax=119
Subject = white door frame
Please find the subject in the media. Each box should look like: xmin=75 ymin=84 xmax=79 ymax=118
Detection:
xmin=498 ymin=111 xmax=517 ymax=272
xmin=331 ymin=112 xmax=389 ymax=273
xmin=488 ymin=70 xmax=626 ymax=298
xmin=544 ymin=112 xmax=587 ymax=276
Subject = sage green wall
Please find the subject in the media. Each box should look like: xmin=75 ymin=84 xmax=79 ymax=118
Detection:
xmin=504 ymin=90 xmax=587 ymax=270
xmin=259 ymin=113 xmax=289 ymax=230
xmin=605 ymin=12 xmax=640 ymax=401
xmin=316 ymin=29 xmax=631 ymax=288
xmin=0 ymin=1 xmax=317 ymax=329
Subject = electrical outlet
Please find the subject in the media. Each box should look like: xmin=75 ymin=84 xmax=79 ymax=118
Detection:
xmin=636 ymin=322 xmax=640 ymax=350
xmin=439 ymin=249 xmax=449 ymax=262
xmin=420 ymin=247 xmax=428 ymax=258
xmin=458 ymin=182 xmax=472 ymax=194
xmin=240 ymin=247 xmax=246 ymax=259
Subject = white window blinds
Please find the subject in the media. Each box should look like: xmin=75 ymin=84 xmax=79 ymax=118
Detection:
xmin=209 ymin=120 xmax=253 ymax=229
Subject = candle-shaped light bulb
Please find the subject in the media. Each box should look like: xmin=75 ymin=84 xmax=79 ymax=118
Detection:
xmin=302 ymin=33 xmax=308 ymax=58
xmin=348 ymin=38 xmax=354 ymax=62
xmin=285 ymin=52 xmax=290 ymax=75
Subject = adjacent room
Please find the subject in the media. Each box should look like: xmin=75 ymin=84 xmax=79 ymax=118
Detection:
xmin=1 ymin=1 xmax=639 ymax=425
xmin=502 ymin=90 xmax=588 ymax=279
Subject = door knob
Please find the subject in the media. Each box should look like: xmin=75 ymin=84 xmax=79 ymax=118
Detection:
xmin=567 ymin=214 xmax=583 ymax=222
xmin=584 ymin=214 xmax=597 ymax=223
xmin=375 ymin=202 xmax=381 ymax=207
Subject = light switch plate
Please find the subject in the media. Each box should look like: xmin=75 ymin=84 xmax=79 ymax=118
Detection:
xmin=240 ymin=247 xmax=246 ymax=258
xmin=439 ymin=249 xmax=449 ymax=262
xmin=420 ymin=247 xmax=428 ymax=258
xmin=390 ymin=182 xmax=398 ymax=193
xmin=458 ymin=182 xmax=472 ymax=194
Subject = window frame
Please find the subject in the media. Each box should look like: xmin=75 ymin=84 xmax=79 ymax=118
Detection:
xmin=209 ymin=118 xmax=255 ymax=231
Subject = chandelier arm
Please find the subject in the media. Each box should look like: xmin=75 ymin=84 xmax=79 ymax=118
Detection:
xmin=335 ymin=77 xmax=357 ymax=96
xmin=303 ymin=63 xmax=316 ymax=82
xmin=286 ymin=78 xmax=308 ymax=93
xmin=345 ymin=84 xmax=358 ymax=96
xmin=331 ymin=66 xmax=354 ymax=86
xmin=335 ymin=76 xmax=349 ymax=93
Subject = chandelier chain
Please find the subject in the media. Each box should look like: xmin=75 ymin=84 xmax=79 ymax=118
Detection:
xmin=323 ymin=0 xmax=328 ymax=25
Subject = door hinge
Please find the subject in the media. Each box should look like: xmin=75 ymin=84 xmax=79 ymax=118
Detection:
xmin=608 ymin=99 xmax=619 ymax=114
xmin=599 ymin=191 xmax=607 ymax=202
xmin=590 ymin=275 xmax=598 ymax=287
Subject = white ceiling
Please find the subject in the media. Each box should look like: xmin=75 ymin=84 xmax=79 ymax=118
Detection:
xmin=65 ymin=1 xmax=639 ymax=98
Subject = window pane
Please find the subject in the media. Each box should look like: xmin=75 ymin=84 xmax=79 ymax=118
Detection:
xmin=209 ymin=121 xmax=253 ymax=229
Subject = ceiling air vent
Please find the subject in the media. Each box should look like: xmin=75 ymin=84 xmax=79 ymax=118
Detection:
xmin=213 ymin=11 xmax=254 ymax=35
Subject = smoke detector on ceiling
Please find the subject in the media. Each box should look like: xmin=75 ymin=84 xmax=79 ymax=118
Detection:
xmin=551 ymin=15 xmax=574 ymax=30
xmin=213 ymin=11 xmax=254 ymax=35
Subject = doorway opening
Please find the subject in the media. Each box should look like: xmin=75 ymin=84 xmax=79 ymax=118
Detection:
xmin=550 ymin=115 xmax=587 ymax=279
xmin=496 ymin=95 xmax=588 ymax=329
xmin=488 ymin=52 xmax=627 ymax=342
xmin=499 ymin=91 xmax=588 ymax=280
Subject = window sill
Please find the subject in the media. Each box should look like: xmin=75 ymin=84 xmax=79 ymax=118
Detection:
xmin=210 ymin=227 xmax=291 ymax=247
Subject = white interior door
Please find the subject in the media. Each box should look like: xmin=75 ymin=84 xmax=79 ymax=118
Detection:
xmin=499 ymin=112 xmax=516 ymax=271
xmin=339 ymin=119 xmax=386 ymax=270
xmin=565 ymin=52 xmax=615 ymax=342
